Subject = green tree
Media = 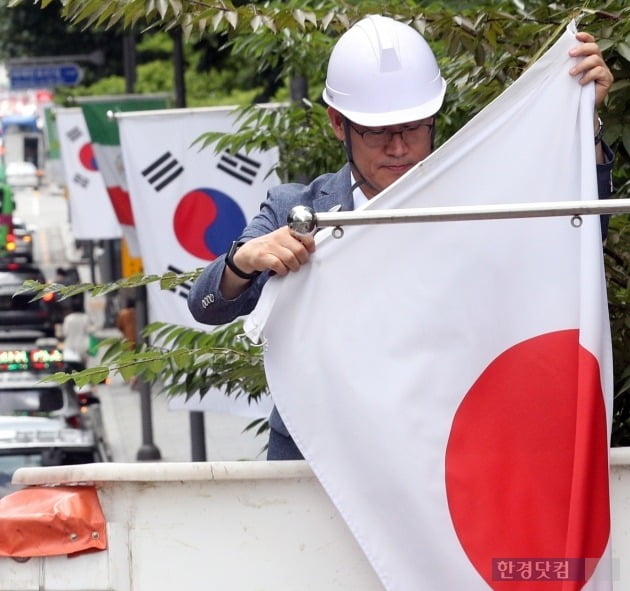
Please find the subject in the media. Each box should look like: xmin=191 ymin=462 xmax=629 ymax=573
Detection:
xmin=0 ymin=0 xmax=125 ymax=84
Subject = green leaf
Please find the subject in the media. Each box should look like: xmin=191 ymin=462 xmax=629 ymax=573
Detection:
xmin=171 ymin=349 xmax=192 ymax=369
xmin=618 ymin=42 xmax=630 ymax=62
xmin=73 ymin=366 xmax=110 ymax=387
xmin=623 ymin=124 xmax=630 ymax=157
xmin=225 ymin=11 xmax=238 ymax=29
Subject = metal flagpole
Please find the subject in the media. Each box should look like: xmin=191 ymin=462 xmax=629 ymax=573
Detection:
xmin=287 ymin=199 xmax=630 ymax=237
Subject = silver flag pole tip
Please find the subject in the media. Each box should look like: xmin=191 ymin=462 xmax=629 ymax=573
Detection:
xmin=288 ymin=206 xmax=318 ymax=236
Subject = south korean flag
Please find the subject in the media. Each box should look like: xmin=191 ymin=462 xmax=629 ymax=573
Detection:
xmin=117 ymin=105 xmax=280 ymax=417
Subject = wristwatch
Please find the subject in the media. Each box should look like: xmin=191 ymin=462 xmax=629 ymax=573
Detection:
xmin=225 ymin=240 xmax=260 ymax=280
xmin=594 ymin=116 xmax=604 ymax=145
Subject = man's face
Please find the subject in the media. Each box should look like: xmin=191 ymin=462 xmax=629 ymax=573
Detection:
xmin=328 ymin=108 xmax=434 ymax=199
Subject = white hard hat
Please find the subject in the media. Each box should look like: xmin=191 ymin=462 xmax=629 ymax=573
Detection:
xmin=322 ymin=15 xmax=447 ymax=127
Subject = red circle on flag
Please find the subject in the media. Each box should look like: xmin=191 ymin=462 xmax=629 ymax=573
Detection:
xmin=78 ymin=143 xmax=98 ymax=171
xmin=173 ymin=190 xmax=218 ymax=260
xmin=445 ymin=330 xmax=609 ymax=590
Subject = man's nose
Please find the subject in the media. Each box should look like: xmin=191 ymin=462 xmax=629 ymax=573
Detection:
xmin=385 ymin=130 xmax=408 ymax=154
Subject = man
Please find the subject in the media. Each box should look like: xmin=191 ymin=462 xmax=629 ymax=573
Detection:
xmin=188 ymin=15 xmax=615 ymax=460
xmin=116 ymin=298 xmax=137 ymax=349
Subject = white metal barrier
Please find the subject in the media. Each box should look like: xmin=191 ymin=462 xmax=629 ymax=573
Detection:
xmin=1 ymin=450 xmax=629 ymax=590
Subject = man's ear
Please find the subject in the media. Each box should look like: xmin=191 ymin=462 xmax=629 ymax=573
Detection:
xmin=327 ymin=107 xmax=346 ymax=142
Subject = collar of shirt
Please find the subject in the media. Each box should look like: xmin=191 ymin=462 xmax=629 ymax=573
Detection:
xmin=350 ymin=171 xmax=369 ymax=210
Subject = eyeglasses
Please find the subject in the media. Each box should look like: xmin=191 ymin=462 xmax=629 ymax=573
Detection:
xmin=348 ymin=119 xmax=434 ymax=148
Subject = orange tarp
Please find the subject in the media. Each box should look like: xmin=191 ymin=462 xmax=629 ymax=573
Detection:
xmin=0 ymin=486 xmax=107 ymax=558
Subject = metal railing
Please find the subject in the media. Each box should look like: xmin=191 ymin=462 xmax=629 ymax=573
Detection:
xmin=287 ymin=198 xmax=630 ymax=238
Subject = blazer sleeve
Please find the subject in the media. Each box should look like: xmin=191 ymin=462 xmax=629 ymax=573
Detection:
xmin=187 ymin=194 xmax=281 ymax=326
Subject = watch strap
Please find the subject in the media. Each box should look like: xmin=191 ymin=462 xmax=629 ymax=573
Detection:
xmin=226 ymin=241 xmax=260 ymax=280
xmin=594 ymin=116 xmax=604 ymax=145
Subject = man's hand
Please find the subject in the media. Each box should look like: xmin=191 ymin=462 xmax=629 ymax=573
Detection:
xmin=220 ymin=227 xmax=316 ymax=300
xmin=569 ymin=32 xmax=614 ymax=109
xmin=232 ymin=226 xmax=316 ymax=277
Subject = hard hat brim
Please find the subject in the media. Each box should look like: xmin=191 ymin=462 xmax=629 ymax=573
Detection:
xmin=322 ymin=78 xmax=447 ymax=127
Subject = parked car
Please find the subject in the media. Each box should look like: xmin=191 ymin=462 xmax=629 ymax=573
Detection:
xmin=0 ymin=343 xmax=111 ymax=499
xmin=5 ymin=161 xmax=40 ymax=189
xmin=5 ymin=217 xmax=34 ymax=262
xmin=0 ymin=262 xmax=54 ymax=337
xmin=0 ymin=368 xmax=84 ymax=427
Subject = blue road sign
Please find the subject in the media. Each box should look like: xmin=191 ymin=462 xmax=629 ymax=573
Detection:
xmin=9 ymin=63 xmax=82 ymax=90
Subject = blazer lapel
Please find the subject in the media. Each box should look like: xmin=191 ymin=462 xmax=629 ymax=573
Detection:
xmin=312 ymin=164 xmax=354 ymax=213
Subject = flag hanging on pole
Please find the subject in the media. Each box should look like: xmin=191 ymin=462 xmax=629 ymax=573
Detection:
xmin=117 ymin=105 xmax=280 ymax=417
xmin=78 ymin=95 xmax=169 ymax=256
xmin=55 ymin=107 xmax=121 ymax=240
xmin=246 ymin=22 xmax=613 ymax=591
xmin=43 ymin=105 xmax=64 ymax=187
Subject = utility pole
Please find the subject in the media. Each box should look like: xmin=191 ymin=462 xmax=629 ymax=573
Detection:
xmin=123 ymin=29 xmax=161 ymax=461
xmin=172 ymin=27 xmax=207 ymax=462
xmin=123 ymin=33 xmax=137 ymax=94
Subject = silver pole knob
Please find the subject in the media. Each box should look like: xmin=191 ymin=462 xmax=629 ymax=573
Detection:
xmin=287 ymin=205 xmax=317 ymax=236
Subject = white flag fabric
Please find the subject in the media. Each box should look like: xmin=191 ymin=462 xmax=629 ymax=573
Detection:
xmin=247 ymin=23 xmax=613 ymax=591
xmin=55 ymin=108 xmax=121 ymax=240
xmin=79 ymin=96 xmax=168 ymax=257
xmin=118 ymin=106 xmax=279 ymax=418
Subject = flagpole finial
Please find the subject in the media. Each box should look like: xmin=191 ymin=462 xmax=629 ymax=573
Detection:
xmin=288 ymin=206 xmax=317 ymax=236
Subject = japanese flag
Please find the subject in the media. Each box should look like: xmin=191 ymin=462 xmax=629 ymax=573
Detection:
xmin=246 ymin=23 xmax=613 ymax=591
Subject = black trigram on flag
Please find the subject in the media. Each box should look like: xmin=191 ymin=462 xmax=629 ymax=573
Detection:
xmin=66 ymin=126 xmax=82 ymax=142
xmin=73 ymin=173 xmax=89 ymax=188
xmin=217 ymin=150 xmax=261 ymax=185
xmin=142 ymin=152 xmax=184 ymax=192
xmin=166 ymin=264 xmax=192 ymax=300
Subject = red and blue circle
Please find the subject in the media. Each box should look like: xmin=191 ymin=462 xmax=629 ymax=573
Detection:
xmin=173 ymin=188 xmax=246 ymax=261
xmin=78 ymin=143 xmax=98 ymax=171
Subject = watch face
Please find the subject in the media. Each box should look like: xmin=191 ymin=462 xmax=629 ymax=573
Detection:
xmin=229 ymin=240 xmax=242 ymax=258
xmin=226 ymin=240 xmax=258 ymax=280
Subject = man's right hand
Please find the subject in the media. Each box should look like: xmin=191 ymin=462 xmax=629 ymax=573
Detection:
xmin=220 ymin=226 xmax=316 ymax=299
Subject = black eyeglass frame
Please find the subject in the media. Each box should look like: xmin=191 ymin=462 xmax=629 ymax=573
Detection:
xmin=347 ymin=118 xmax=435 ymax=148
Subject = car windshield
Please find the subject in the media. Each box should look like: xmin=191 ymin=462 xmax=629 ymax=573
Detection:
xmin=0 ymin=387 xmax=64 ymax=414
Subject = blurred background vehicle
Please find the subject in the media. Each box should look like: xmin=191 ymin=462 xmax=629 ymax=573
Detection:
xmin=5 ymin=216 xmax=34 ymax=262
xmin=6 ymin=161 xmax=40 ymax=190
xmin=0 ymin=342 xmax=112 ymax=496
xmin=0 ymin=415 xmax=102 ymax=497
xmin=0 ymin=180 xmax=14 ymax=259
xmin=0 ymin=262 xmax=54 ymax=337
xmin=0 ymin=373 xmax=82 ymax=426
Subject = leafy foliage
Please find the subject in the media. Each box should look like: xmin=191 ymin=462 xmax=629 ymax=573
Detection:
xmin=606 ymin=214 xmax=630 ymax=445
xmin=42 ymin=319 xmax=270 ymax=436
xmin=194 ymin=100 xmax=344 ymax=183
xmin=0 ymin=0 xmax=125 ymax=85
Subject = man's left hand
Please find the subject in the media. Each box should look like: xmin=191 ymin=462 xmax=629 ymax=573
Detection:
xmin=570 ymin=32 xmax=614 ymax=109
